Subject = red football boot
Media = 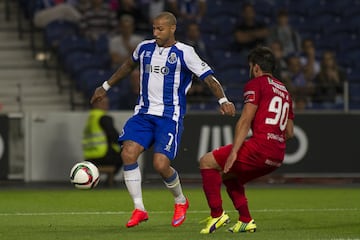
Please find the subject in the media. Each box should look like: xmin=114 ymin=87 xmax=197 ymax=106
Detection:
xmin=126 ymin=209 xmax=149 ymax=228
xmin=172 ymin=198 xmax=189 ymax=227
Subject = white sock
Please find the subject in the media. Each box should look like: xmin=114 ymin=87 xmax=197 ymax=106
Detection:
xmin=123 ymin=163 xmax=145 ymax=211
xmin=163 ymin=168 xmax=186 ymax=204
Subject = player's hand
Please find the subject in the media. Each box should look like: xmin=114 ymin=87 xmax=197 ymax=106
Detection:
xmin=223 ymin=151 xmax=237 ymax=173
xmin=220 ymin=101 xmax=236 ymax=117
xmin=90 ymin=86 xmax=107 ymax=104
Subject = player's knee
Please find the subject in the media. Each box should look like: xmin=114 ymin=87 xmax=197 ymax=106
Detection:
xmin=153 ymin=162 xmax=167 ymax=174
xmin=153 ymin=154 xmax=171 ymax=174
xmin=120 ymin=141 xmax=143 ymax=164
xmin=120 ymin=146 xmax=138 ymax=164
xmin=199 ymin=152 xmax=216 ymax=169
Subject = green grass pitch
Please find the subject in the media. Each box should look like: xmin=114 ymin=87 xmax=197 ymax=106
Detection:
xmin=0 ymin=184 xmax=359 ymax=240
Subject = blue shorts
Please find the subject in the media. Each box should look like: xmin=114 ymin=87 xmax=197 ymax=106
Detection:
xmin=118 ymin=114 xmax=184 ymax=160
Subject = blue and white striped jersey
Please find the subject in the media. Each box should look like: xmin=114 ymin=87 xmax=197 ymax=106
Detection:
xmin=131 ymin=39 xmax=214 ymax=122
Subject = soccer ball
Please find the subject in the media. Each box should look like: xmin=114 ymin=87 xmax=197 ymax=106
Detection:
xmin=70 ymin=161 xmax=100 ymax=189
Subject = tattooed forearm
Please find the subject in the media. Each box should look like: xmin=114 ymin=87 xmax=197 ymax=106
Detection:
xmin=204 ymin=75 xmax=226 ymax=99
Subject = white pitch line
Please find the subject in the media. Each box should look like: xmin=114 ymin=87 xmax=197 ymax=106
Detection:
xmin=0 ymin=208 xmax=358 ymax=216
xmin=252 ymin=208 xmax=359 ymax=212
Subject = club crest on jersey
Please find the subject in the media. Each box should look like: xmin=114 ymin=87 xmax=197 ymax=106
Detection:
xmin=167 ymin=52 xmax=177 ymax=64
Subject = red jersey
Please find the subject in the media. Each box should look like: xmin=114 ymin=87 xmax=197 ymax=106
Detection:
xmin=243 ymin=75 xmax=294 ymax=161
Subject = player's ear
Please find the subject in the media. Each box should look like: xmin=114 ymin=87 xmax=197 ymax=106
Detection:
xmin=171 ymin=25 xmax=176 ymax=33
xmin=253 ymin=64 xmax=258 ymax=73
xmin=255 ymin=64 xmax=262 ymax=73
xmin=253 ymin=64 xmax=262 ymax=77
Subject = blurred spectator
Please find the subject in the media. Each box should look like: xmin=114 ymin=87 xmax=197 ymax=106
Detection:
xmin=115 ymin=0 xmax=148 ymax=33
xmin=299 ymin=38 xmax=320 ymax=82
xmin=109 ymin=14 xmax=144 ymax=68
xmin=233 ymin=3 xmax=269 ymax=54
xmin=79 ymin=0 xmax=117 ymax=41
xmin=140 ymin=0 xmax=169 ymax=23
xmin=109 ymin=0 xmax=120 ymax=11
xmin=33 ymin=0 xmax=82 ymax=28
xmin=313 ymin=51 xmax=347 ymax=105
xmin=267 ymin=9 xmax=301 ymax=57
xmin=82 ymin=95 xmax=122 ymax=185
xmin=75 ymin=0 xmax=91 ymax=14
xmin=182 ymin=21 xmax=209 ymax=61
xmin=269 ymin=40 xmax=288 ymax=81
xmin=168 ymin=0 xmax=207 ymax=24
xmin=180 ymin=21 xmax=211 ymax=102
xmin=283 ymin=54 xmax=315 ymax=110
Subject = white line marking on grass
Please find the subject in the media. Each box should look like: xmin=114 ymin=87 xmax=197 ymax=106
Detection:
xmin=252 ymin=208 xmax=360 ymax=213
xmin=0 ymin=208 xmax=358 ymax=216
xmin=0 ymin=211 xmax=128 ymax=216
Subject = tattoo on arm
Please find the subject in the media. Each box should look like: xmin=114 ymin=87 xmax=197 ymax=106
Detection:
xmin=204 ymin=75 xmax=226 ymax=99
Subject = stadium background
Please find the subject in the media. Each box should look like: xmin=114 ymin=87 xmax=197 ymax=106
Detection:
xmin=0 ymin=3 xmax=359 ymax=240
xmin=0 ymin=0 xmax=359 ymax=182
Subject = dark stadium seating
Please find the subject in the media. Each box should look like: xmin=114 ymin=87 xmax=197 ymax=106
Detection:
xmin=16 ymin=0 xmax=360 ymax=110
xmin=106 ymin=86 xmax=123 ymax=110
xmin=211 ymin=50 xmax=247 ymax=71
xmin=211 ymin=14 xmax=237 ymax=35
xmin=211 ymin=0 xmax=242 ymax=15
xmin=94 ymin=34 xmax=109 ymax=54
xmin=57 ymin=35 xmax=93 ymax=61
xmin=349 ymin=83 xmax=360 ymax=109
xmin=63 ymin=52 xmax=108 ymax=81
xmin=348 ymin=71 xmax=360 ymax=83
xmin=43 ymin=20 xmax=79 ymax=49
xmin=216 ymin=67 xmax=248 ymax=88
xmin=77 ymin=69 xmax=115 ymax=98
xmin=203 ymin=0 xmax=360 ymax=110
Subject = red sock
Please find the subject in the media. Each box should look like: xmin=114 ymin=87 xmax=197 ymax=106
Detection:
xmin=223 ymin=179 xmax=252 ymax=222
xmin=200 ymin=169 xmax=223 ymax=218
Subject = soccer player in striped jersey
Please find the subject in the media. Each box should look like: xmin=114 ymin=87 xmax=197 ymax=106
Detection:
xmin=199 ymin=47 xmax=294 ymax=234
xmin=90 ymin=12 xmax=236 ymax=228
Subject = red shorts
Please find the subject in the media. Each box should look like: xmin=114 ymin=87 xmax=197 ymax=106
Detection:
xmin=212 ymin=142 xmax=281 ymax=184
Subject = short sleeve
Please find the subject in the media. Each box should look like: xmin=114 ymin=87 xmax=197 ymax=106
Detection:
xmin=243 ymin=80 xmax=260 ymax=105
xmin=132 ymin=42 xmax=142 ymax=62
xmin=183 ymin=46 xmax=213 ymax=80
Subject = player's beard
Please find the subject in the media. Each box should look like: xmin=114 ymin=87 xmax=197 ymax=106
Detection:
xmin=156 ymin=34 xmax=174 ymax=47
xmin=155 ymin=38 xmax=163 ymax=47
xmin=156 ymin=35 xmax=170 ymax=47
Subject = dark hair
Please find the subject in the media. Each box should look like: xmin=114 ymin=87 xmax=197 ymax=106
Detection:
xmin=248 ymin=47 xmax=276 ymax=73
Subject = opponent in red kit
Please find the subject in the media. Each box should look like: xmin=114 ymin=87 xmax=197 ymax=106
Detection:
xmin=199 ymin=46 xmax=294 ymax=234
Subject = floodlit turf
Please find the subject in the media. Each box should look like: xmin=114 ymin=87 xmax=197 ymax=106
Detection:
xmin=0 ymin=185 xmax=359 ymax=240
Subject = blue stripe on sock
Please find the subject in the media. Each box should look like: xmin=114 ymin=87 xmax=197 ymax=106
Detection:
xmin=164 ymin=171 xmax=178 ymax=183
xmin=123 ymin=162 xmax=139 ymax=171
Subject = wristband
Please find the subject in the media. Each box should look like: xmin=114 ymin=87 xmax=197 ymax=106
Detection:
xmin=218 ymin=97 xmax=229 ymax=105
xmin=102 ymin=81 xmax=111 ymax=91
